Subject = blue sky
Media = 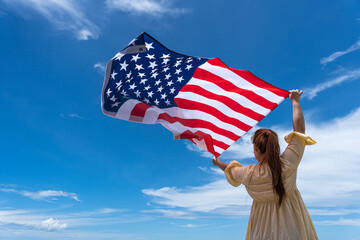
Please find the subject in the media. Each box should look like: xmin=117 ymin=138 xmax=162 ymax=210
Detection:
xmin=0 ymin=0 xmax=360 ymax=239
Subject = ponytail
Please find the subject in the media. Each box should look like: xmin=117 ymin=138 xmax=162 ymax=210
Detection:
xmin=252 ymin=129 xmax=286 ymax=206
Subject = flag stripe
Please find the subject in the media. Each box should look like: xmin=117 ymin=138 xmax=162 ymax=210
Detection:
xmin=179 ymin=83 xmax=265 ymax=121
xmin=194 ymin=67 xmax=278 ymax=110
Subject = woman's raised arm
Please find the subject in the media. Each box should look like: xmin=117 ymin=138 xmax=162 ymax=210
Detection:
xmin=289 ymin=90 xmax=305 ymax=134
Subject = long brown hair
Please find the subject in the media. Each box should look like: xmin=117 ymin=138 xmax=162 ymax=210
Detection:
xmin=252 ymin=129 xmax=285 ymax=206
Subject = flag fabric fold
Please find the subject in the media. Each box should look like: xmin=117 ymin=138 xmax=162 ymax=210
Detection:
xmin=101 ymin=32 xmax=288 ymax=157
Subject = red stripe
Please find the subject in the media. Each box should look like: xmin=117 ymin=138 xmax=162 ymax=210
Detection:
xmin=129 ymin=102 xmax=152 ymax=122
xmin=174 ymin=98 xmax=252 ymax=132
xmin=179 ymin=84 xmax=264 ymax=121
xmin=179 ymin=130 xmax=216 ymax=156
xmin=193 ymin=68 xmax=278 ymax=110
xmin=207 ymin=58 xmax=288 ymax=98
xmin=212 ymin=139 xmax=230 ymax=150
xmin=157 ymin=112 xmax=239 ymax=141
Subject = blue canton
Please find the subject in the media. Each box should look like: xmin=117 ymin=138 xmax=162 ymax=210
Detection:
xmin=103 ymin=33 xmax=208 ymax=113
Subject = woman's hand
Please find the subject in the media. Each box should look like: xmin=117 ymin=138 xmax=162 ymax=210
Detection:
xmin=212 ymin=157 xmax=220 ymax=166
xmin=289 ymin=89 xmax=303 ymax=102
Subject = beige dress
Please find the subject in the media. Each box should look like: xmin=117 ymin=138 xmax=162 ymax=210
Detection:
xmin=224 ymin=132 xmax=319 ymax=240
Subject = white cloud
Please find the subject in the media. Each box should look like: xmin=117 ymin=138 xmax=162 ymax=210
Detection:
xmin=302 ymin=68 xmax=360 ymax=100
xmin=315 ymin=218 xmax=360 ymax=226
xmin=141 ymin=209 xmax=196 ymax=219
xmin=40 ymin=218 xmax=67 ymax=231
xmin=106 ymin=0 xmax=188 ymax=16
xmin=142 ymin=107 xmax=360 ymax=222
xmin=320 ymin=39 xmax=360 ymax=66
xmin=2 ymin=0 xmax=100 ymax=40
xmin=94 ymin=62 xmax=107 ymax=76
xmin=1 ymin=188 xmax=80 ymax=202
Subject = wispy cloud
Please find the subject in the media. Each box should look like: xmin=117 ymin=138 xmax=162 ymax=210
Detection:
xmin=143 ymin=107 xmax=360 ymax=222
xmin=94 ymin=62 xmax=107 ymax=76
xmin=40 ymin=218 xmax=67 ymax=231
xmin=141 ymin=209 xmax=196 ymax=219
xmin=2 ymin=0 xmax=100 ymax=40
xmin=302 ymin=68 xmax=360 ymax=100
xmin=1 ymin=188 xmax=80 ymax=202
xmin=320 ymin=39 xmax=360 ymax=66
xmin=315 ymin=218 xmax=360 ymax=226
xmin=106 ymin=0 xmax=188 ymax=16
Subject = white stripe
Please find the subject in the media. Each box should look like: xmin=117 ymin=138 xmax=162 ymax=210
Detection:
xmin=115 ymin=99 xmax=140 ymax=120
xmin=186 ymin=77 xmax=271 ymax=116
xmin=175 ymin=91 xmax=259 ymax=127
xmin=200 ymin=62 xmax=285 ymax=104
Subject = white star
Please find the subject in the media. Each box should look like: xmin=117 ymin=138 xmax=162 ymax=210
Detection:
xmin=151 ymin=72 xmax=159 ymax=79
xmin=120 ymin=89 xmax=128 ymax=98
xmin=166 ymin=80 xmax=174 ymax=86
xmin=126 ymin=71 xmax=132 ymax=78
xmin=135 ymin=64 xmax=144 ymax=71
xmin=106 ymin=88 xmax=112 ymax=97
xmin=114 ymin=52 xmax=124 ymax=61
xmin=185 ymin=64 xmax=193 ymax=70
xmin=151 ymin=68 xmax=157 ymax=73
xmin=126 ymin=77 xmax=133 ymax=83
xmin=138 ymin=72 xmax=145 ymax=78
xmin=111 ymin=70 xmax=118 ymax=80
xmin=162 ymin=66 xmax=170 ymax=72
xmin=155 ymin=79 xmax=162 ymax=85
xmin=177 ymin=76 xmax=184 ymax=83
xmin=197 ymin=57 xmax=202 ymax=60
xmin=157 ymin=86 xmax=164 ymax=92
xmin=162 ymin=58 xmax=170 ymax=65
xmin=154 ymin=99 xmax=160 ymax=105
xmin=110 ymin=95 xmax=117 ymax=102
xmin=161 ymin=93 xmax=167 ymax=99
xmin=145 ymin=54 xmax=155 ymax=60
xmin=131 ymin=54 xmax=141 ymax=62
xmin=144 ymin=85 xmax=151 ymax=91
xmin=147 ymin=91 xmax=154 ymax=98
xmin=140 ymin=78 xmax=148 ymax=85
xmin=148 ymin=61 xmax=158 ymax=69
xmin=129 ymin=83 xmax=137 ymax=90
xmin=186 ymin=57 xmax=193 ymax=63
xmin=161 ymin=53 xmax=170 ymax=58
xmin=111 ymin=102 xmax=120 ymax=107
xmin=174 ymin=61 xmax=182 ymax=67
xmin=134 ymin=89 xmax=141 ymax=98
xmin=143 ymin=98 xmax=150 ymax=104
xmin=165 ymin=99 xmax=171 ymax=106
xmin=175 ymin=68 xmax=182 ymax=75
xmin=165 ymin=73 xmax=171 ymax=80
xmin=170 ymin=87 xmax=176 ymax=94
xmin=145 ymin=42 xmax=154 ymax=50
xmin=115 ymin=80 xmax=123 ymax=90
xmin=120 ymin=60 xmax=129 ymax=71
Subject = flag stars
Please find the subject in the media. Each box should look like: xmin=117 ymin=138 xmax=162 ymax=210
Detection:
xmin=165 ymin=99 xmax=171 ymax=106
xmin=111 ymin=70 xmax=118 ymax=80
xmin=143 ymin=98 xmax=150 ymax=104
xmin=144 ymin=85 xmax=151 ymax=91
xmin=162 ymin=58 xmax=170 ymax=65
xmin=170 ymin=87 xmax=176 ymax=94
xmin=162 ymin=66 xmax=170 ymax=72
xmin=114 ymin=52 xmax=124 ymax=61
xmin=161 ymin=53 xmax=170 ymax=58
xmin=110 ymin=95 xmax=117 ymax=102
xmin=120 ymin=60 xmax=129 ymax=71
xmin=106 ymin=88 xmax=112 ymax=97
xmin=174 ymin=60 xmax=182 ymax=67
xmin=177 ymin=76 xmax=184 ymax=83
xmin=185 ymin=64 xmax=193 ymax=70
xmin=115 ymin=80 xmax=123 ymax=90
xmin=131 ymin=54 xmax=141 ymax=62
xmin=140 ymin=78 xmax=148 ymax=85
xmin=161 ymin=93 xmax=167 ymax=99
xmin=145 ymin=42 xmax=154 ymax=50
xmin=151 ymin=72 xmax=159 ymax=79
xmin=175 ymin=68 xmax=182 ymax=75
xmin=154 ymin=99 xmax=160 ymax=105
xmin=120 ymin=89 xmax=128 ymax=98
xmin=166 ymin=80 xmax=174 ymax=86
xmin=147 ymin=91 xmax=154 ymax=98
xmin=155 ymin=79 xmax=162 ymax=86
xmin=129 ymin=83 xmax=137 ymax=90
xmin=165 ymin=73 xmax=171 ymax=80
xmin=111 ymin=102 xmax=120 ymax=108
xmin=148 ymin=61 xmax=158 ymax=69
xmin=145 ymin=54 xmax=155 ymax=60
xmin=157 ymin=86 xmax=164 ymax=92
xmin=134 ymin=89 xmax=141 ymax=98
xmin=126 ymin=77 xmax=133 ymax=83
xmin=135 ymin=64 xmax=144 ymax=71
xmin=138 ymin=72 xmax=145 ymax=78
xmin=126 ymin=71 xmax=132 ymax=78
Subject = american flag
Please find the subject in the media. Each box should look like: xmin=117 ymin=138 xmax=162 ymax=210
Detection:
xmin=101 ymin=32 xmax=288 ymax=157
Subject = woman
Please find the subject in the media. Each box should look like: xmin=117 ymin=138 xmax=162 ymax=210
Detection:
xmin=213 ymin=90 xmax=318 ymax=240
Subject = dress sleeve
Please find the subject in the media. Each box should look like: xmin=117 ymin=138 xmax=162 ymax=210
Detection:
xmin=282 ymin=132 xmax=316 ymax=167
xmin=224 ymin=160 xmax=244 ymax=187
